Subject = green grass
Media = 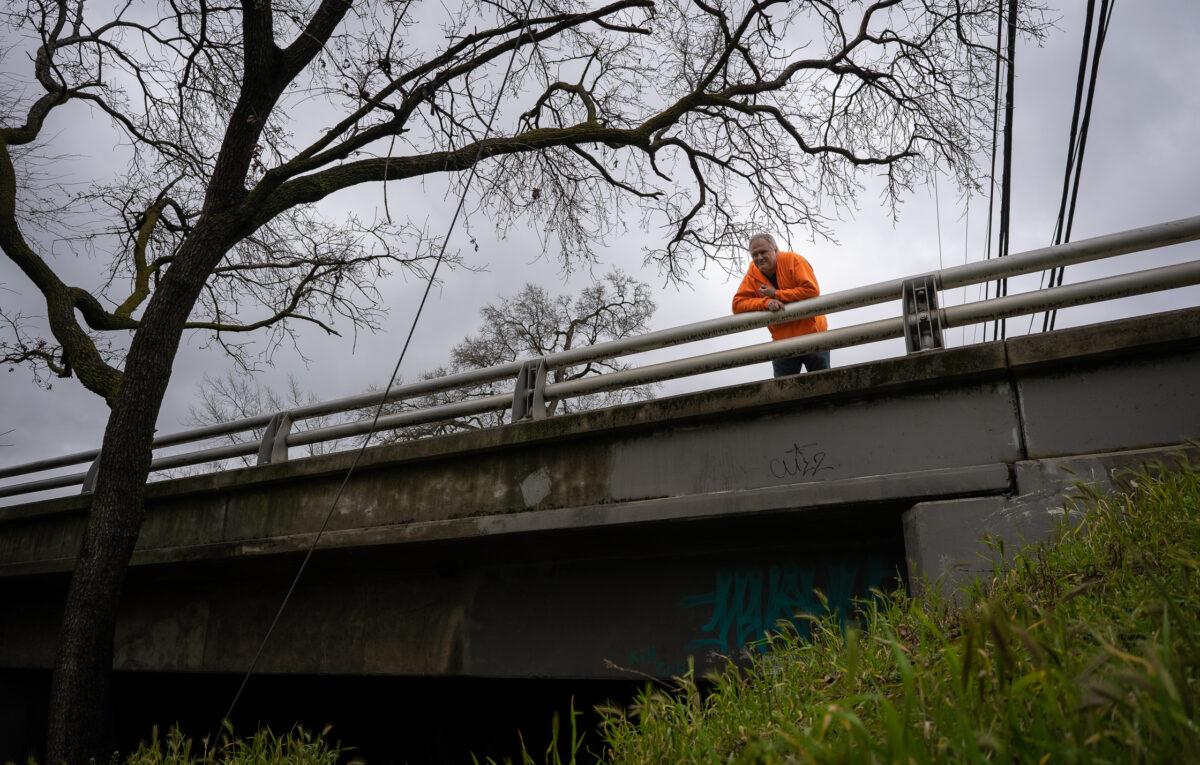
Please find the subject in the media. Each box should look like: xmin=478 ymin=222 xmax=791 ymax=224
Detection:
xmin=121 ymin=724 xmax=345 ymax=765
xmin=593 ymin=460 xmax=1200 ymax=764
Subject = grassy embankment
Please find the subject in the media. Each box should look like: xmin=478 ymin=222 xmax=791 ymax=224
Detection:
xmin=117 ymin=459 xmax=1200 ymax=764
xmin=592 ymin=459 xmax=1200 ymax=764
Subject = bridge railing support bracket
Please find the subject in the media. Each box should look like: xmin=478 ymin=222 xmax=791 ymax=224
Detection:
xmin=81 ymin=451 xmax=101 ymax=494
xmin=902 ymin=275 xmax=946 ymax=353
xmin=512 ymin=358 xmax=551 ymax=422
xmin=257 ymin=412 xmax=294 ymax=465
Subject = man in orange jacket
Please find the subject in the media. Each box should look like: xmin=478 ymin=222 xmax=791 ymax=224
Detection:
xmin=732 ymin=233 xmax=830 ymax=378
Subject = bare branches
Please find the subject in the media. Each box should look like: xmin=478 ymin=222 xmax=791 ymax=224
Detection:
xmin=182 ymin=208 xmax=459 ymax=367
xmin=0 ymin=143 xmax=126 ymax=401
xmin=174 ymin=370 xmax=350 ymax=474
xmin=1 ymin=308 xmax=68 ymax=386
xmin=1 ymin=0 xmax=1049 ymax=400
xmin=378 ymin=269 xmax=657 ymax=438
xmin=178 ymin=270 xmax=657 ymax=451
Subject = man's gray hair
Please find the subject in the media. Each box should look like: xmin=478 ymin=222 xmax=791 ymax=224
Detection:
xmin=748 ymin=232 xmax=777 ymax=249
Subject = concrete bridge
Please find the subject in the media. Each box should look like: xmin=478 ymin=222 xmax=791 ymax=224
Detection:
xmin=2 ymin=305 xmax=1198 ymax=689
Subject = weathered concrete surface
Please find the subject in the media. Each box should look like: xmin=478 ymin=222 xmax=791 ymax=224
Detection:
xmin=0 ymin=510 xmax=906 ymax=678
xmin=0 ymin=306 xmax=1198 ymax=678
xmin=0 ymin=344 xmax=1023 ymax=576
xmin=903 ymin=443 xmax=1200 ymax=595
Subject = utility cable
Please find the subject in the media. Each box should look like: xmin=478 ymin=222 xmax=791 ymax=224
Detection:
xmin=991 ymin=0 xmax=1018 ymax=341
xmin=217 ymin=5 xmax=535 ymax=733
xmin=962 ymin=195 xmax=970 ymax=347
xmin=933 ymin=172 xmax=945 ymax=273
xmin=1028 ymin=0 xmax=1096 ymax=334
xmin=978 ymin=0 xmax=1004 ymax=344
xmin=1046 ymin=0 xmax=1115 ymax=331
xmin=931 ymin=172 xmax=948 ymax=345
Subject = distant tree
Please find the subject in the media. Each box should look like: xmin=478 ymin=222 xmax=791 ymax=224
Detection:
xmin=378 ymin=269 xmax=657 ymax=438
xmin=187 ymin=270 xmax=657 ymax=445
xmin=0 ymin=0 xmax=1046 ymax=759
xmin=176 ymin=371 xmax=344 ymax=473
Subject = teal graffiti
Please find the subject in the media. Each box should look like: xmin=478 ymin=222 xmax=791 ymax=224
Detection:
xmin=678 ymin=558 xmax=892 ymax=654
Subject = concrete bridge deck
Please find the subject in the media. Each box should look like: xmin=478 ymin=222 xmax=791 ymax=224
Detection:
xmin=1 ymin=307 xmax=1198 ymax=681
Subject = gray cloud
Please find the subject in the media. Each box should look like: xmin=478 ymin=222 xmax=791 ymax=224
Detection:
xmin=2 ymin=1 xmax=1198 ymax=495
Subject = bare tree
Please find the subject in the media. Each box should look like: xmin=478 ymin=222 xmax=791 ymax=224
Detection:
xmin=187 ymin=270 xmax=657 ymax=443
xmin=0 ymin=0 xmax=1044 ymax=759
xmin=174 ymin=371 xmax=347 ymax=474
xmin=379 ymin=268 xmax=658 ymax=437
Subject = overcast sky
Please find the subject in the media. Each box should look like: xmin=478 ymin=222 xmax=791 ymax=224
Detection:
xmin=2 ymin=1 xmax=1199 ymax=498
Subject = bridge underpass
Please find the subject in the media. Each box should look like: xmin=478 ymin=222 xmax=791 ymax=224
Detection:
xmin=2 ymin=306 xmax=1198 ymax=689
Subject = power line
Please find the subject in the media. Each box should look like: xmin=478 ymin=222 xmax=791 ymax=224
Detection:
xmin=962 ymin=194 xmax=970 ymax=347
xmin=1027 ymin=0 xmax=1097 ymax=335
xmin=1045 ymin=0 xmax=1116 ymax=331
xmin=991 ymin=0 xmax=1018 ymax=342
xmin=978 ymin=0 xmax=1004 ymax=345
xmin=217 ymin=3 xmax=536 ymax=733
xmin=933 ymin=172 xmax=945 ymax=273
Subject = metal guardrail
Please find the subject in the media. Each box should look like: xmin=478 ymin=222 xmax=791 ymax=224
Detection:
xmin=3 ymin=214 xmax=1200 ymax=500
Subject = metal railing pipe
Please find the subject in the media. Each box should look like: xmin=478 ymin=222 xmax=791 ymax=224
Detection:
xmin=544 ymin=257 xmax=1200 ymax=403
xmin=546 ymin=317 xmax=905 ymax=400
xmin=144 ymin=415 xmax=276 ymax=450
xmin=278 ymin=363 xmax=523 ymax=421
xmin=139 ymin=363 xmax=522 ymax=454
xmin=0 ymin=450 xmax=105 ymax=481
xmin=0 ymin=441 xmax=266 ymax=500
xmin=132 ymin=256 xmax=1200 ymax=473
xmin=286 ymin=393 xmax=513 ymax=448
xmin=936 ymin=214 xmax=1200 ymax=291
xmin=145 ymin=441 xmax=260 ymax=474
xmin=0 ymin=415 xmax=275 ymax=481
xmin=2 ymin=214 xmax=1198 ymax=484
xmin=0 ymin=365 xmax=525 ymax=480
xmin=942 ymin=258 xmax=1200 ymax=329
xmin=3 ymin=257 xmax=1197 ymax=500
xmin=0 ymin=471 xmax=89 ymax=500
xmin=542 ymin=213 xmax=1200 ymax=370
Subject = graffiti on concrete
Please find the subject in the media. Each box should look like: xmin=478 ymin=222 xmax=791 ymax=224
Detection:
xmin=768 ymin=442 xmax=837 ymax=480
xmin=678 ymin=557 xmax=893 ymax=654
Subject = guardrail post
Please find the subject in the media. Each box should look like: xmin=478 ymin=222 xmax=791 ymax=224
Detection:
xmin=902 ymin=275 xmax=945 ymax=353
xmin=81 ymin=452 xmax=101 ymax=494
xmin=511 ymin=358 xmax=550 ymax=421
xmin=256 ymin=412 xmax=294 ymax=465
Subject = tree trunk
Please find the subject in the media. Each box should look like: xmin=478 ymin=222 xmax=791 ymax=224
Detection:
xmin=45 ymin=222 xmax=234 ymax=764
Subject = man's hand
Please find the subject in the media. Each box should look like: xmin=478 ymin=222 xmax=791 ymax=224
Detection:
xmin=766 ymin=299 xmax=783 ymax=312
xmin=756 ymin=284 xmax=777 ymax=298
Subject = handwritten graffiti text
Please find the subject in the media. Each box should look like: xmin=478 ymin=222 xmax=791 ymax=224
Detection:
xmin=769 ymin=442 xmax=836 ymax=480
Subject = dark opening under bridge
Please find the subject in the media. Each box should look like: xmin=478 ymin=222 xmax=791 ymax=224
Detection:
xmin=1 ymin=217 xmax=1199 ymax=690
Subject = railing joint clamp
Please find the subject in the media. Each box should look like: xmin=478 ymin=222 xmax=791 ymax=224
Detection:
xmin=512 ymin=358 xmax=550 ymax=422
xmin=257 ymin=412 xmax=294 ymax=465
xmin=902 ymin=275 xmax=945 ymax=353
xmin=81 ymin=451 xmax=101 ymax=494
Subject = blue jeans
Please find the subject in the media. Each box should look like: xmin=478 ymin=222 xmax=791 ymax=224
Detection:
xmin=771 ymin=350 xmax=831 ymax=378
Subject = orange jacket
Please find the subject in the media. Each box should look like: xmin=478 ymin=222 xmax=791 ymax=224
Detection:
xmin=732 ymin=250 xmax=828 ymax=340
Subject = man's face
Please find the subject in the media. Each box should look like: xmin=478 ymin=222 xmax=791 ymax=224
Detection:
xmin=749 ymin=237 xmax=779 ymax=276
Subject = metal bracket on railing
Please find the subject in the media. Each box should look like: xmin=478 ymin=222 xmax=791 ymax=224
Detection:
xmin=511 ymin=358 xmax=550 ymax=422
xmin=256 ymin=412 xmax=294 ymax=465
xmin=901 ymin=275 xmax=945 ymax=353
xmin=81 ymin=451 xmax=101 ymax=494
